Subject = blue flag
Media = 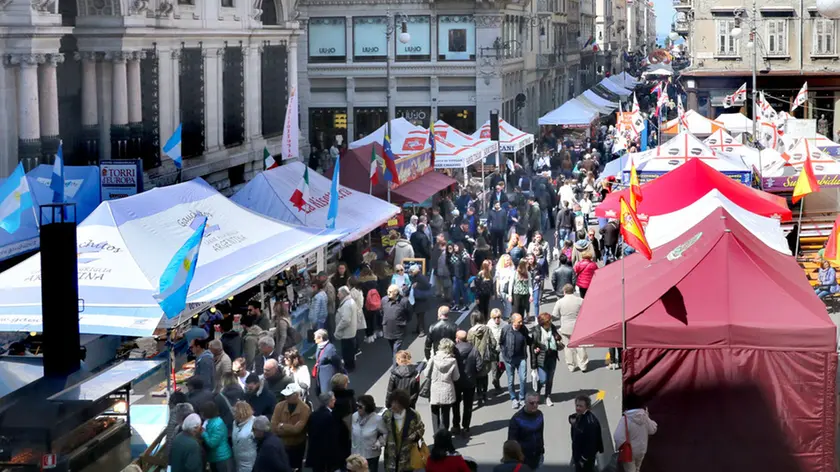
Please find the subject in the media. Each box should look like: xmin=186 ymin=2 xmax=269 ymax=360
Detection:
xmin=50 ymin=142 xmax=65 ymax=204
xmin=382 ymin=135 xmax=400 ymax=184
xmin=0 ymin=163 xmax=33 ymax=234
xmin=154 ymin=216 xmax=207 ymax=319
xmin=163 ymin=124 xmax=183 ymax=170
xmin=326 ymin=156 xmax=340 ymax=229
xmin=640 ymin=119 xmax=649 ymax=152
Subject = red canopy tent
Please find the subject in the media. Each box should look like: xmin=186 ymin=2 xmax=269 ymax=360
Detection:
xmin=571 ymin=208 xmax=836 ymax=472
xmin=595 ymin=158 xmax=792 ymax=222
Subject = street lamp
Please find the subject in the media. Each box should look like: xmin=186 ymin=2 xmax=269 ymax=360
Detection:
xmin=816 ymin=0 xmax=840 ymax=19
xmin=385 ymin=10 xmax=410 ymax=202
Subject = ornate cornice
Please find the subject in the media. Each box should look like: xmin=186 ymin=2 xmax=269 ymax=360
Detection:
xmin=473 ymin=14 xmax=503 ymax=28
xmin=74 ymin=51 xmax=100 ymax=62
xmin=7 ymin=53 xmax=45 ymax=67
xmin=43 ymin=53 xmax=64 ymax=67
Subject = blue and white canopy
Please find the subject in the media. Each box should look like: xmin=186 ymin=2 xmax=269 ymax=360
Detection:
xmin=0 ymin=178 xmax=345 ymax=336
xmin=0 ymin=165 xmax=100 ymax=261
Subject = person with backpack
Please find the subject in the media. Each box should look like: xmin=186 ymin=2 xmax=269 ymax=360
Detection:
xmin=386 ymin=350 xmax=425 ymax=409
xmin=467 ymin=311 xmax=497 ymax=407
xmin=273 ymin=302 xmax=302 ymax=357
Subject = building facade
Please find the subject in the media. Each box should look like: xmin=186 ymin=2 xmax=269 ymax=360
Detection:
xmin=0 ymin=0 xmax=299 ymax=193
xmin=595 ymin=0 xmax=629 ymax=76
xmin=297 ymin=0 xmax=598 ymax=151
xmin=680 ymin=0 xmax=840 ymax=137
xmin=626 ymin=0 xmax=655 ymax=53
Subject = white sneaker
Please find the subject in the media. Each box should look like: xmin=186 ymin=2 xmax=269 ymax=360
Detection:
xmin=546 ymin=398 xmax=554 ymax=407
xmin=512 ymin=400 xmax=519 ymax=409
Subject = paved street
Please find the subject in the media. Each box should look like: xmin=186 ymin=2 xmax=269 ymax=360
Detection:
xmin=348 ymin=292 xmax=623 ymax=471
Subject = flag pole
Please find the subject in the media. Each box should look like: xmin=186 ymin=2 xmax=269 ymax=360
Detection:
xmin=794 ymin=198 xmax=804 ymax=258
xmin=621 ymin=242 xmax=627 ymax=352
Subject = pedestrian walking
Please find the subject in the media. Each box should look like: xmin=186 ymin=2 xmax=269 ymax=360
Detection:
xmin=475 ymin=260 xmax=495 ymax=321
xmin=425 ymin=429 xmax=471 ymax=472
xmin=336 ymin=286 xmax=359 ymax=371
xmin=508 ymin=393 xmax=545 ymax=471
xmin=382 ymin=284 xmax=412 ymax=364
xmin=453 ymin=330 xmax=480 ymax=436
xmin=312 ymin=329 xmax=342 ymax=397
xmin=573 ymin=253 xmax=598 ymax=298
xmin=306 ymin=392 xmax=343 ymax=472
xmin=386 ymin=350 xmax=423 ymax=409
xmin=231 ymin=401 xmax=257 ymax=472
xmin=252 ymin=415 xmax=293 ymax=472
xmin=613 ymin=395 xmax=657 ymax=472
xmin=553 ymin=285 xmax=588 ymax=372
xmin=569 ymin=395 xmax=604 ymax=472
xmin=508 ymin=261 xmax=533 ymax=321
xmin=200 ymin=401 xmax=235 ymax=472
xmin=467 ymin=311 xmax=497 ymax=406
xmin=378 ymin=389 xmax=426 ymax=472
xmin=493 ymin=440 xmax=532 ymax=472
xmin=425 ymin=306 xmax=458 ymax=360
xmin=351 ymin=395 xmax=384 ymax=472
xmin=529 ymin=313 xmax=562 ymax=406
xmin=499 ymin=314 xmax=531 ymax=409
xmin=425 ymin=337 xmax=461 ymax=433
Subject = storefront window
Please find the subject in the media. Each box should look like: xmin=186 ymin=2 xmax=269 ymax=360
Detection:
xmin=396 ymin=16 xmax=431 ymax=62
xmin=354 ymin=17 xmax=388 ymax=62
xmin=309 ymin=108 xmax=347 ymax=152
xmin=309 ymin=18 xmax=347 ymax=63
xmin=438 ymin=107 xmax=476 ymax=134
xmin=354 ymin=107 xmax=388 ymax=139
xmin=396 ymin=107 xmax=431 ymax=128
xmin=438 ymin=16 xmax=475 ymax=61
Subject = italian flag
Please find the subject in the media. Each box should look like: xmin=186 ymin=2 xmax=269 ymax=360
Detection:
xmin=369 ymin=146 xmax=379 ymax=186
xmin=289 ymin=166 xmax=310 ymax=211
xmin=264 ymin=147 xmax=278 ymax=170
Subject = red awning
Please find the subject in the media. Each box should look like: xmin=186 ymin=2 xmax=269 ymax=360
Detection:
xmin=570 ymin=208 xmax=835 ymax=351
xmin=390 ymin=171 xmax=457 ymax=204
xmin=596 ymin=158 xmax=792 ymax=221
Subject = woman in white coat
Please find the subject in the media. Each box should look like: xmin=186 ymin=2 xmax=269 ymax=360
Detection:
xmin=351 ymin=394 xmax=384 ymax=472
xmin=423 ymin=337 xmax=460 ymax=434
xmin=613 ymin=395 xmax=658 ymax=472
xmin=231 ymin=401 xmax=258 ymax=472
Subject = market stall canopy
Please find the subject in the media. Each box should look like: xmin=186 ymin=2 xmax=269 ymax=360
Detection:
xmin=716 ymin=113 xmax=753 ymax=135
xmin=598 ymin=77 xmax=632 ymax=97
xmin=231 ymin=161 xmax=399 ymax=242
xmin=609 ymin=72 xmax=640 ymax=89
xmin=347 ymin=118 xmax=431 ymax=157
xmin=433 ymin=120 xmax=499 ymax=158
xmin=762 ymin=137 xmax=840 ymax=190
xmin=0 ymin=165 xmax=100 ymax=262
xmin=601 ymin=154 xmax=631 ymax=181
xmin=778 ymin=133 xmax=840 ymax=154
xmin=643 ymin=67 xmax=673 ymax=77
xmin=628 ymin=131 xmax=751 ymax=183
xmin=473 ymin=119 xmax=534 ymax=153
xmin=538 ymin=99 xmax=599 ymax=127
xmin=644 ymin=189 xmax=790 ymax=254
xmin=663 ymin=110 xmax=726 ymax=136
xmin=0 ymin=179 xmax=345 ymax=336
xmin=570 ymin=208 xmax=833 ymax=350
xmin=596 ymin=158 xmax=792 ymax=221
xmin=579 ymin=90 xmax=618 ymax=113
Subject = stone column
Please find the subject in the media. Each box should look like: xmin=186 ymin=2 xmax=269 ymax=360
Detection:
xmin=39 ymin=53 xmax=63 ymax=164
xmin=76 ymin=52 xmax=100 ymax=165
xmin=108 ymin=51 xmax=130 ymax=159
xmin=10 ymin=54 xmax=44 ymax=171
xmin=127 ymin=51 xmax=145 ymax=158
xmin=203 ymin=48 xmax=222 ymax=153
xmin=288 ymin=41 xmax=298 ymax=96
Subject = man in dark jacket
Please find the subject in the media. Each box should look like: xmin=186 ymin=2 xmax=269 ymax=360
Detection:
xmin=381 ymin=286 xmax=412 ymax=364
xmin=313 ymin=329 xmax=342 ymax=396
xmin=263 ymin=359 xmax=293 ymax=402
xmin=569 ymin=394 xmax=604 ymax=472
xmin=508 ymin=392 xmax=545 ymax=470
xmin=185 ymin=377 xmax=214 ymax=414
xmin=410 ymin=266 xmax=433 ymax=336
xmin=252 ymin=415 xmax=293 ymax=472
xmin=526 ymin=198 xmax=541 ymax=243
xmin=410 ymin=223 xmax=432 ymax=264
xmin=424 ymin=306 xmax=458 ymax=359
xmin=220 ymin=318 xmax=243 ymax=361
xmin=306 ymin=392 xmax=342 ymax=472
xmin=551 ymin=254 xmax=575 ymax=299
xmin=170 ymin=413 xmax=205 ymax=472
xmin=488 ymin=201 xmax=509 ymax=257
xmin=556 ymin=202 xmax=575 ymax=243
xmin=489 ymin=183 xmax=508 ymax=208
xmin=245 ymin=373 xmax=278 ymax=418
xmin=499 ymin=314 xmax=531 ymax=408
xmin=600 ymin=219 xmax=620 ymax=264
xmin=453 ymin=330 xmax=480 ymax=435
xmin=450 ymin=221 xmax=475 ymax=254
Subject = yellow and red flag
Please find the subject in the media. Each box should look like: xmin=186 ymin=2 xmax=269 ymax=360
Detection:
xmin=824 ymin=214 xmax=840 ymax=264
xmin=792 ymin=140 xmax=821 ymax=204
xmin=629 ymin=159 xmax=643 ymax=212
xmin=620 ymin=196 xmax=652 ymax=260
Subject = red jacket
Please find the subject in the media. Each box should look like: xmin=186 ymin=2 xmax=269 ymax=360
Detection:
xmin=425 ymin=454 xmax=472 ymax=472
xmin=573 ymin=260 xmax=598 ymax=289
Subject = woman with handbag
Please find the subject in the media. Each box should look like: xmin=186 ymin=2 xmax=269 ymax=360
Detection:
xmin=529 ymin=312 xmax=563 ymax=407
xmin=378 ymin=389 xmax=426 ymax=472
xmin=352 ymin=395 xmax=384 ymax=472
xmin=424 ymin=429 xmax=471 ymax=472
xmin=613 ymin=395 xmax=657 ymax=472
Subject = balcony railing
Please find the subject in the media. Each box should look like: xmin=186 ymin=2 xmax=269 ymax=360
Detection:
xmin=537 ymin=53 xmax=558 ymax=69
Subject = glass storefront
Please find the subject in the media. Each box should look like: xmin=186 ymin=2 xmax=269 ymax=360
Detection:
xmin=309 ymin=108 xmax=347 ymax=152
xmin=354 ymin=107 xmax=388 ymax=139
xmin=309 ymin=17 xmax=347 ymax=63
xmin=396 ymin=107 xmax=431 ymax=128
xmin=438 ymin=107 xmax=476 ymax=134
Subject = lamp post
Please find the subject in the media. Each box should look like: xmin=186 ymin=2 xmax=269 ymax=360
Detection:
xmin=385 ymin=10 xmax=410 ymax=202
xmin=730 ymin=3 xmax=763 ymax=188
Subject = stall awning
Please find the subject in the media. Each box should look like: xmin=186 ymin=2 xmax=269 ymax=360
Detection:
xmin=391 ymin=172 xmax=458 ymax=204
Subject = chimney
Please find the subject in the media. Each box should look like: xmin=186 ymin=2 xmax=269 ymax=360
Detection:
xmin=40 ymin=204 xmax=81 ymax=378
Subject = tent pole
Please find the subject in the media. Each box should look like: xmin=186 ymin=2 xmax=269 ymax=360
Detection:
xmin=794 ymin=198 xmax=804 ymax=258
xmin=621 ymin=250 xmax=627 ymax=353
xmin=481 ymin=162 xmax=486 ymax=215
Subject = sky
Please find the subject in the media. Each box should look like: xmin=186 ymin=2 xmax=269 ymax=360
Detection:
xmin=653 ymin=0 xmax=676 ymax=44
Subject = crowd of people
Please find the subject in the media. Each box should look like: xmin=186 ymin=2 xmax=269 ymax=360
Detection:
xmin=161 ymin=138 xmax=659 ymax=472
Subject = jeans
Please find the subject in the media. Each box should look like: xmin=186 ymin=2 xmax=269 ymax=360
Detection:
xmin=452 ymin=277 xmax=467 ymax=306
xmin=816 ymin=288 xmax=833 ymax=299
xmin=340 ymin=338 xmax=356 ymax=371
xmin=388 ymin=338 xmax=403 ymax=366
xmin=505 ymin=358 xmax=528 ymax=402
xmin=435 ymin=274 xmax=453 ymax=300
xmin=500 ymin=296 xmax=513 ymax=319
xmin=609 ymin=347 xmax=623 ymax=366
xmin=541 ymin=209 xmax=550 ymax=235
xmin=536 ymin=353 xmax=557 ymax=397
xmin=603 ymin=245 xmax=617 ymax=265
xmin=430 ymin=403 xmax=453 ymax=432
xmin=558 ymin=228 xmax=573 ymax=243
xmin=452 ymin=387 xmax=475 ymax=429
xmin=531 ymin=286 xmax=541 ymax=317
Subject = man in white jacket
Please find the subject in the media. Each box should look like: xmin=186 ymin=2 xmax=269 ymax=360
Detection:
xmin=335 ymin=286 xmax=358 ymax=372
xmin=613 ymin=396 xmax=658 ymax=472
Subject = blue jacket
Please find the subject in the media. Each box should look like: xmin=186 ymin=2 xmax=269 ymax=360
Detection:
xmin=508 ymin=409 xmax=545 ymax=468
xmin=193 ymin=350 xmax=215 ymax=391
xmin=314 ymin=342 xmax=342 ymax=394
xmin=819 ymin=267 xmax=838 ymax=291
xmin=499 ymin=324 xmax=531 ymax=364
xmin=202 ymin=417 xmax=233 ymax=463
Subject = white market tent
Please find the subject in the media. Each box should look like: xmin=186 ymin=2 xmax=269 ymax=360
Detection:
xmin=433 ymin=120 xmax=499 ymax=168
xmin=609 ymin=72 xmax=640 ymax=89
xmin=231 ymin=161 xmax=399 ymax=242
xmin=348 ymin=118 xmax=431 ymax=157
xmin=643 ymin=67 xmax=673 ymax=77
xmin=778 ymin=133 xmax=840 ymax=154
xmin=644 ymin=189 xmax=790 ymax=254
xmin=580 ymin=90 xmax=619 ymax=113
xmin=0 ymin=179 xmax=345 ymax=336
xmin=538 ymin=99 xmax=599 ymax=127
xmin=703 ymin=128 xmax=784 ymax=174
xmin=716 ymin=113 xmax=754 ymax=135
xmin=473 ymin=119 xmax=534 ymax=153
xmin=663 ymin=110 xmax=727 ymax=136
xmin=628 ymin=131 xmax=752 ymax=184
xmin=598 ymin=77 xmax=632 ymax=98
xmin=765 ymin=137 xmax=840 ymax=178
